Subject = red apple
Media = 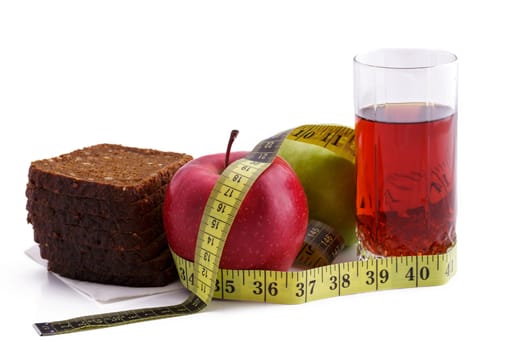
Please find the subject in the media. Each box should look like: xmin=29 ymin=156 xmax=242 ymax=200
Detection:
xmin=163 ymin=151 xmax=309 ymax=271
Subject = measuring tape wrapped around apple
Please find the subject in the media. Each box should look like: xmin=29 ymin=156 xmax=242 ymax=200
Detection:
xmin=34 ymin=125 xmax=456 ymax=336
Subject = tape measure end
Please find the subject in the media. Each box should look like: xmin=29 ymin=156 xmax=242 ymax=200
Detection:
xmin=33 ymin=322 xmax=56 ymax=336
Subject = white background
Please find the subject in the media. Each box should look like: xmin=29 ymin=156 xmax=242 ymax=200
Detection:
xmin=1 ymin=0 xmax=523 ymax=348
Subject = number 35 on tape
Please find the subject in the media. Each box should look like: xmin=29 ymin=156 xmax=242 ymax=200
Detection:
xmin=173 ymin=246 xmax=456 ymax=304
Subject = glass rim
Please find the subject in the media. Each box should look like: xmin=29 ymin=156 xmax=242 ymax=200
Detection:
xmin=354 ymin=48 xmax=457 ymax=70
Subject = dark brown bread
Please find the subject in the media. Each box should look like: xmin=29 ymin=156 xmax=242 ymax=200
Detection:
xmin=28 ymin=144 xmax=192 ymax=202
xmin=46 ymin=260 xmax=177 ymax=287
xmin=26 ymin=184 xmax=165 ymax=218
xmin=33 ymin=227 xmax=168 ymax=260
xmin=38 ymin=236 xmax=173 ymax=267
xmin=26 ymin=143 xmax=192 ymax=286
xmin=38 ymin=231 xmax=176 ymax=288
xmin=30 ymin=216 xmax=163 ymax=248
xmin=27 ymin=201 xmax=164 ymax=233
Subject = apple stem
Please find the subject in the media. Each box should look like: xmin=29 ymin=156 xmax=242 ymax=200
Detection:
xmin=225 ymin=129 xmax=239 ymax=168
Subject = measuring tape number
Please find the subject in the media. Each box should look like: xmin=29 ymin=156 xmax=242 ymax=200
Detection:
xmin=175 ymin=247 xmax=455 ymax=305
xmin=33 ymin=125 xmax=457 ymax=336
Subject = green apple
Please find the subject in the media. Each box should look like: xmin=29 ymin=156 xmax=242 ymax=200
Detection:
xmin=278 ymin=139 xmax=357 ymax=246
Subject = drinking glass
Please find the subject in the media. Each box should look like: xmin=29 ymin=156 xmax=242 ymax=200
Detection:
xmin=354 ymin=48 xmax=458 ymax=257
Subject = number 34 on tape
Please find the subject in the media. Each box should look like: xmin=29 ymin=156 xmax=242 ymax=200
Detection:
xmin=173 ymin=245 xmax=456 ymax=305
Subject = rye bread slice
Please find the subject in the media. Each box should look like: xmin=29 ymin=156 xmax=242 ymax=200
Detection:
xmin=26 ymin=184 xmax=166 ymax=218
xmin=30 ymin=218 xmax=163 ymax=249
xmin=33 ymin=227 xmax=168 ymax=260
xmin=39 ymin=239 xmax=174 ymax=274
xmin=46 ymin=260 xmax=177 ymax=287
xmin=27 ymin=203 xmax=164 ymax=234
xmin=38 ymin=236 xmax=172 ymax=265
xmin=28 ymin=144 xmax=192 ymax=202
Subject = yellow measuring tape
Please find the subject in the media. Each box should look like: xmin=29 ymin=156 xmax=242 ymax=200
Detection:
xmin=33 ymin=125 xmax=456 ymax=336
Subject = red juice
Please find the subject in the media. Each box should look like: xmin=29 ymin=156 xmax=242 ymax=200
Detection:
xmin=355 ymin=103 xmax=457 ymax=256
